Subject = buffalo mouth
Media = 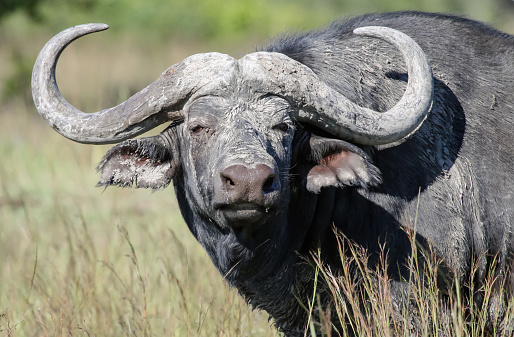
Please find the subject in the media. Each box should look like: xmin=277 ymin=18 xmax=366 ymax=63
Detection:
xmin=215 ymin=203 xmax=273 ymax=225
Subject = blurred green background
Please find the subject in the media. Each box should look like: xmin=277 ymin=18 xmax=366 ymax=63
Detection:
xmin=1 ymin=0 xmax=514 ymax=110
xmin=1 ymin=1 xmax=513 ymax=336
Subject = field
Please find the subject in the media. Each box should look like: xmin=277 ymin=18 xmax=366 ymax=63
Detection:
xmin=1 ymin=1 xmax=514 ymax=336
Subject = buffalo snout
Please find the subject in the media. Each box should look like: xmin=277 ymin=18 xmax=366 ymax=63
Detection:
xmin=220 ymin=164 xmax=278 ymax=204
xmin=213 ymin=163 xmax=281 ymax=229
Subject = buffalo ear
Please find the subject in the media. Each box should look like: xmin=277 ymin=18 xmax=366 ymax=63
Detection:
xmin=302 ymin=135 xmax=381 ymax=193
xmin=97 ymin=135 xmax=178 ymax=190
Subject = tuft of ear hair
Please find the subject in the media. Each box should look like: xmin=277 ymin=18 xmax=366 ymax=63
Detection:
xmin=97 ymin=135 xmax=177 ymax=190
xmin=303 ymin=135 xmax=381 ymax=193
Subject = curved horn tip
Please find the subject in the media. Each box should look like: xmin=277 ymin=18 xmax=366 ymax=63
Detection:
xmin=74 ymin=23 xmax=110 ymax=33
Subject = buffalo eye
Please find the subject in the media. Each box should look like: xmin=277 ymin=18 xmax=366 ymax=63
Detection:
xmin=273 ymin=122 xmax=289 ymax=132
xmin=190 ymin=125 xmax=205 ymax=134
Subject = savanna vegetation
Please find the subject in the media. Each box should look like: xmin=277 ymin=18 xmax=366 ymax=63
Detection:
xmin=1 ymin=0 xmax=514 ymax=336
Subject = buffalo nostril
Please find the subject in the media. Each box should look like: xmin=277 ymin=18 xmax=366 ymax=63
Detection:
xmin=262 ymin=175 xmax=276 ymax=193
xmin=221 ymin=174 xmax=236 ymax=189
xmin=225 ymin=177 xmax=235 ymax=186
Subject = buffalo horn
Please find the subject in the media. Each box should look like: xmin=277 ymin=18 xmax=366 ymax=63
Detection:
xmin=240 ymin=26 xmax=434 ymax=145
xmin=32 ymin=23 xmax=236 ymax=144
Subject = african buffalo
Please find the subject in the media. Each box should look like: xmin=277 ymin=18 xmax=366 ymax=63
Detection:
xmin=32 ymin=11 xmax=513 ymax=336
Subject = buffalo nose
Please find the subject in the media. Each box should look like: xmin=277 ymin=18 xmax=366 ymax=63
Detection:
xmin=220 ymin=164 xmax=278 ymax=202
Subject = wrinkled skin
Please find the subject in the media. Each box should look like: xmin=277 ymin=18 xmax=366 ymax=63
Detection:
xmin=178 ymin=93 xmax=296 ymax=274
xmin=83 ymin=11 xmax=514 ymax=336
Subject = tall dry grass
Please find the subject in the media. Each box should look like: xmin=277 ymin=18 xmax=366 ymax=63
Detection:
xmin=0 ymin=102 xmax=279 ymax=336
xmin=305 ymin=228 xmax=514 ymax=337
